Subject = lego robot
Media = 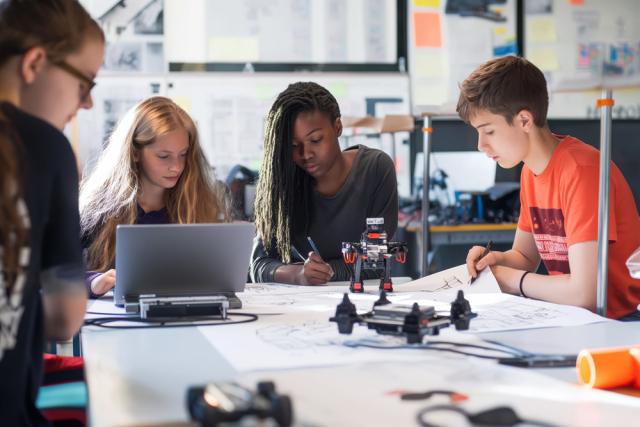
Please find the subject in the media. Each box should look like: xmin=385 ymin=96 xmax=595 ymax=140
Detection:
xmin=341 ymin=217 xmax=408 ymax=293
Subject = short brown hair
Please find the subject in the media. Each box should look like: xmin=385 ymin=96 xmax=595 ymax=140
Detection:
xmin=0 ymin=0 xmax=104 ymax=66
xmin=456 ymin=56 xmax=549 ymax=127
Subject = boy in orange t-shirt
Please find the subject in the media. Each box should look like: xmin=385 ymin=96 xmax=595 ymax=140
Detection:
xmin=456 ymin=56 xmax=640 ymax=320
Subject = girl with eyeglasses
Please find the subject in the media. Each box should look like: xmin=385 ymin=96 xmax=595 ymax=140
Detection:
xmin=0 ymin=0 xmax=104 ymax=424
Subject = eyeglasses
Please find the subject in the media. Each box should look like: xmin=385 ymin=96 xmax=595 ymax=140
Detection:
xmin=53 ymin=60 xmax=97 ymax=103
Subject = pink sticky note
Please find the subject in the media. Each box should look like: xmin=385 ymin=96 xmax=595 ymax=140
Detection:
xmin=414 ymin=12 xmax=442 ymax=48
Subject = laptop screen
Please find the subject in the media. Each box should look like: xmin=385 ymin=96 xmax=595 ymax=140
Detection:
xmin=115 ymin=223 xmax=255 ymax=306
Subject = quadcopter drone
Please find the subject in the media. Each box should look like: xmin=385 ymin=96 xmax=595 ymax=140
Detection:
xmin=341 ymin=217 xmax=408 ymax=293
xmin=330 ymin=290 xmax=477 ymax=343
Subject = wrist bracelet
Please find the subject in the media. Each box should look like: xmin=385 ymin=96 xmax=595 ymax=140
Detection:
xmin=519 ymin=271 xmax=531 ymax=298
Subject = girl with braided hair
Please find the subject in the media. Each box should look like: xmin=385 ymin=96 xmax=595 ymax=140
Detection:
xmin=251 ymin=82 xmax=398 ymax=285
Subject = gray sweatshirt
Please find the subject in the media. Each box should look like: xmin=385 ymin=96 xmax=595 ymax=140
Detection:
xmin=250 ymin=144 xmax=398 ymax=283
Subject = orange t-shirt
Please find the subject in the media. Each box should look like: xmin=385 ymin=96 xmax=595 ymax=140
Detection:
xmin=518 ymin=135 xmax=640 ymax=319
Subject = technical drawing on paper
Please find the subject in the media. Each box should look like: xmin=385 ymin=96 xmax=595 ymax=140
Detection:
xmin=255 ymin=321 xmax=348 ymax=352
xmin=419 ymin=274 xmax=465 ymax=293
xmin=397 ymin=264 xmax=470 ymax=293
xmin=468 ymin=300 xmax=567 ymax=332
xmin=241 ymin=294 xmax=299 ymax=307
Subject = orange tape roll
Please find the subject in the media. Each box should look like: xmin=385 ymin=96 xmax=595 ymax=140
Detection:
xmin=577 ymin=346 xmax=640 ymax=389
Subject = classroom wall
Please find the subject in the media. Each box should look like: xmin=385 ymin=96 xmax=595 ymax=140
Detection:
xmin=72 ymin=0 xmax=640 ymax=203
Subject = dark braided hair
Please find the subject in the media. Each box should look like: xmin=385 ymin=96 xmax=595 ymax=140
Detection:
xmin=255 ymin=82 xmax=341 ymax=263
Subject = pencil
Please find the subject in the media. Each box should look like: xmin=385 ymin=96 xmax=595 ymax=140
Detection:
xmin=469 ymin=240 xmax=493 ymax=285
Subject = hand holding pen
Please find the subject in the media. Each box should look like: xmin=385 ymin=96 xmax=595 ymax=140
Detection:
xmin=290 ymin=237 xmax=334 ymax=285
xmin=306 ymin=236 xmax=334 ymax=282
xmin=466 ymin=240 xmax=494 ymax=284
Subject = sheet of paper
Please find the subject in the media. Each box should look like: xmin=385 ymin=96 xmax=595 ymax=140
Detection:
xmin=405 ymin=291 xmax=608 ymax=333
xmin=461 ymin=293 xmax=609 ymax=333
xmin=414 ymin=51 xmax=447 ymax=78
xmin=240 ymin=270 xmax=606 ymax=335
xmin=413 ymin=83 xmax=448 ymax=106
xmin=396 ymin=264 xmax=500 ymax=294
xmin=85 ymin=297 xmax=127 ymax=319
xmin=446 ymin=17 xmax=493 ymax=66
xmin=528 ymin=47 xmax=560 ymax=71
xmin=527 ymin=16 xmax=557 ymax=43
xmin=198 ymin=310 xmax=457 ymax=372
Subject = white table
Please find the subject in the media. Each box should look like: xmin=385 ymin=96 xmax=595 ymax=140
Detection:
xmin=82 ymin=283 xmax=640 ymax=427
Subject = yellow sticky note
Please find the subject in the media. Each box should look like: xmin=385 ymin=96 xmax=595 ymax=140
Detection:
xmin=413 ymin=0 xmax=440 ymax=7
xmin=172 ymin=96 xmax=193 ymax=114
xmin=528 ymin=17 xmax=557 ymax=43
xmin=414 ymin=52 xmax=446 ymax=78
xmin=327 ymin=83 xmax=347 ymax=98
xmin=528 ymin=47 xmax=559 ymax=71
xmin=208 ymin=37 xmax=259 ymax=62
xmin=255 ymin=84 xmax=275 ymax=100
xmin=414 ymin=84 xmax=448 ymax=106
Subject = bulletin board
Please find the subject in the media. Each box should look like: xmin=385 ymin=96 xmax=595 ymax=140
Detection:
xmin=524 ymin=0 xmax=640 ymax=119
xmin=408 ymin=0 xmax=518 ymax=113
xmin=164 ymin=0 xmax=405 ymax=72
xmin=524 ymin=0 xmax=640 ymax=91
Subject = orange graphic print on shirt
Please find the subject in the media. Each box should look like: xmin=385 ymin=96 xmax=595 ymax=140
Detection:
xmin=530 ymin=207 xmax=569 ymax=274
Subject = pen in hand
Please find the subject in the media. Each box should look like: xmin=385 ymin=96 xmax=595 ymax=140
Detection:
xmin=469 ymin=240 xmax=493 ymax=285
xmin=291 ymin=245 xmax=307 ymax=262
xmin=307 ymin=236 xmax=322 ymax=257
xmin=307 ymin=236 xmax=334 ymax=278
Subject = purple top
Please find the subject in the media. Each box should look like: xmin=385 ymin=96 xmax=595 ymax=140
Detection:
xmin=86 ymin=205 xmax=170 ymax=298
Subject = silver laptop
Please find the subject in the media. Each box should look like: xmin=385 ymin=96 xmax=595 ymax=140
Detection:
xmin=115 ymin=223 xmax=255 ymax=309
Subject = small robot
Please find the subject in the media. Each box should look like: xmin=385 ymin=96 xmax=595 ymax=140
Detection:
xmin=330 ymin=290 xmax=477 ymax=343
xmin=342 ymin=217 xmax=408 ymax=293
xmin=187 ymin=381 xmax=293 ymax=426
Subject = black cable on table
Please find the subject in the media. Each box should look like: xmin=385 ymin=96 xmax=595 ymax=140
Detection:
xmin=83 ymin=312 xmax=259 ymax=329
xmin=416 ymin=404 xmax=560 ymax=427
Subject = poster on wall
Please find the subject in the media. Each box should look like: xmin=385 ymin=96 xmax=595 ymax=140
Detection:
xmin=409 ymin=0 xmax=518 ymax=113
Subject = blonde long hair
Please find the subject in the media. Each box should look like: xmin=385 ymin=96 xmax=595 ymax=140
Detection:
xmin=80 ymin=96 xmax=230 ymax=271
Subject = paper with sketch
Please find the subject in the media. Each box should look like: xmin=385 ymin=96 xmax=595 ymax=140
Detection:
xmin=197 ymin=310 xmax=462 ymax=373
xmin=463 ymin=293 xmax=609 ymax=333
xmin=395 ymin=264 xmax=500 ymax=294
xmin=241 ymin=278 xmax=414 ymax=312
xmin=199 ymin=287 xmax=608 ymax=372
xmin=404 ymin=292 xmax=609 ymax=333
xmin=199 ymin=294 xmax=607 ymax=373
